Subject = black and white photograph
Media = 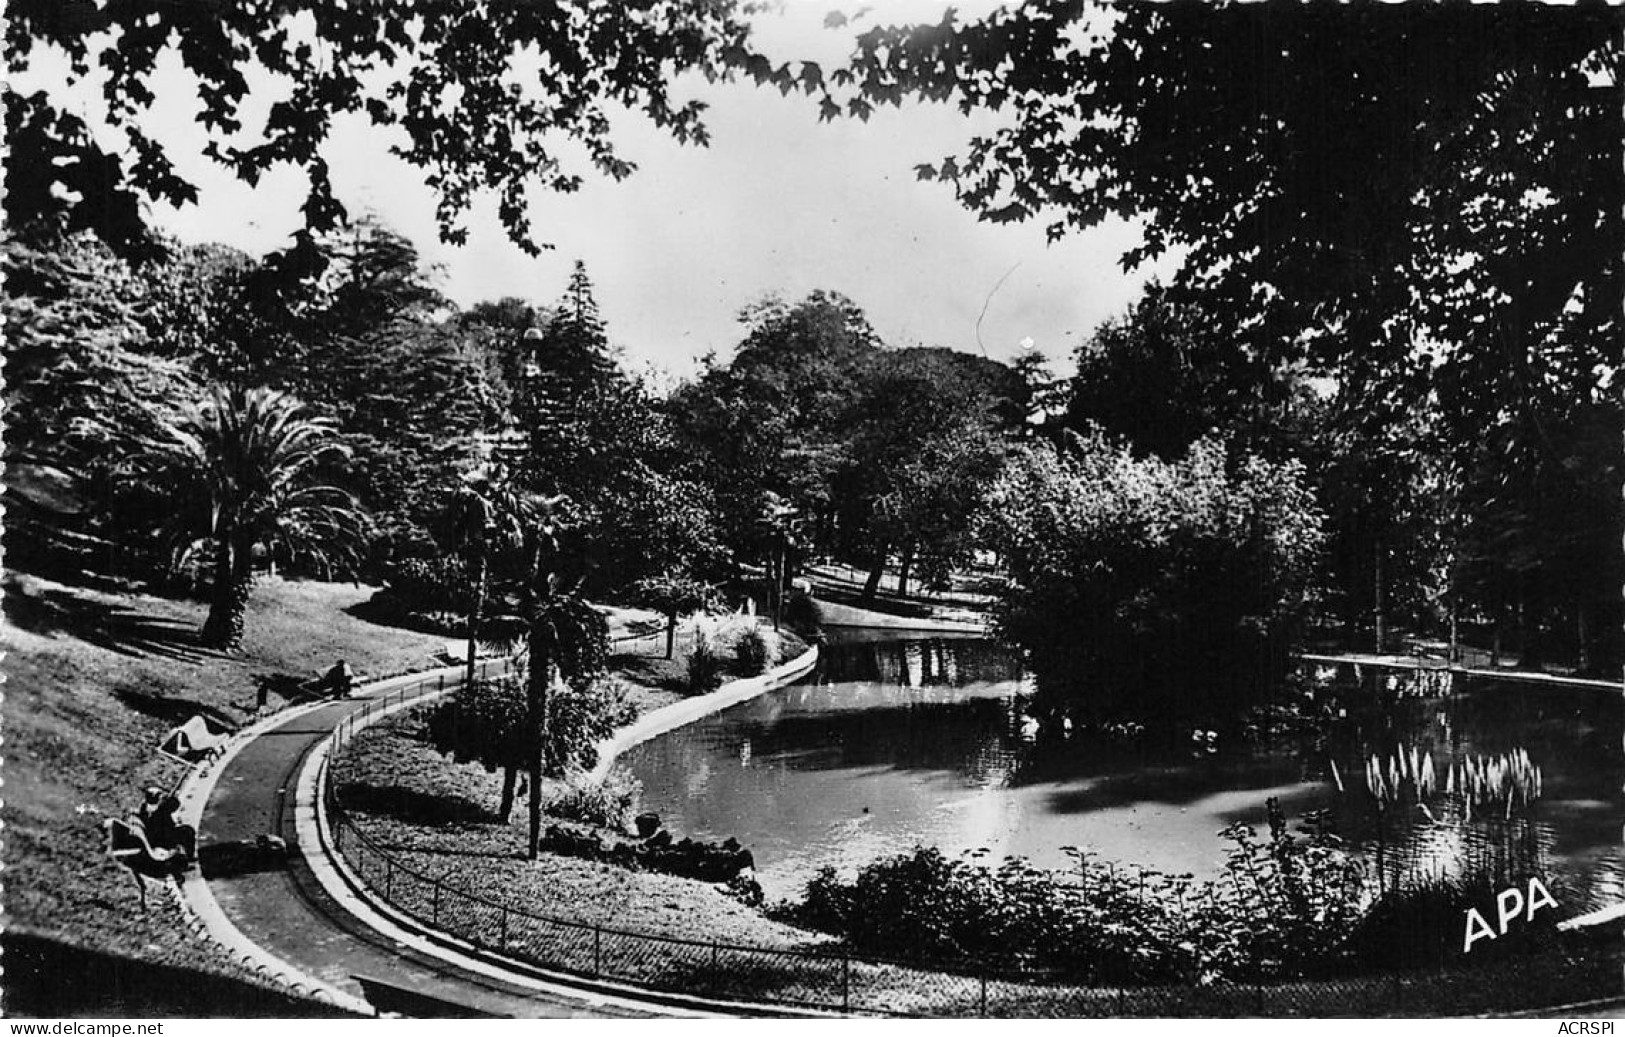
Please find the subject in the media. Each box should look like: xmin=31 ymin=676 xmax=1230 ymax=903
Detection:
xmin=3 ymin=0 xmax=1623 ymax=1022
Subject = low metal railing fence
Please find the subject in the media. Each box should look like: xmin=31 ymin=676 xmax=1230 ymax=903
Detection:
xmin=320 ymin=674 xmax=1618 ymax=1017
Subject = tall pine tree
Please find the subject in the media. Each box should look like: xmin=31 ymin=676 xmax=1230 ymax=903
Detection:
xmin=519 ymin=262 xmax=622 ymax=489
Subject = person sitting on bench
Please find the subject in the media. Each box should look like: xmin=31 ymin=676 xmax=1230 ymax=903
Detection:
xmin=136 ymin=785 xmax=197 ymax=861
xmin=322 ymin=659 xmax=356 ymax=699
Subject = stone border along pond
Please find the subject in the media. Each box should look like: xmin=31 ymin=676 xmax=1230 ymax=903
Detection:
xmin=313 ymin=646 xmax=1622 ymax=1018
xmin=588 ymin=644 xmax=819 ymax=781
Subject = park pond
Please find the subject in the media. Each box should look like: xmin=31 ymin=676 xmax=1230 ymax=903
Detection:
xmin=623 ymin=629 xmax=1625 ymax=921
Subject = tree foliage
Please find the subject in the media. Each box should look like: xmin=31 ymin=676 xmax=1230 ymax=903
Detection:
xmin=2 ymin=234 xmax=196 ymax=573
xmin=835 ymin=3 xmax=1620 ymax=665
xmin=793 ymin=809 xmax=1369 ymax=985
xmin=504 ymin=265 xmax=726 ymax=601
xmin=139 ymin=385 xmax=365 ymax=647
xmin=673 ymin=293 xmax=1024 ymax=585
xmin=6 ymin=0 xmax=820 ymax=259
xmin=980 ymin=430 xmax=1324 ymax=722
xmin=425 ymin=669 xmax=630 ymax=781
xmin=840 ymin=348 xmax=1013 ymax=595
xmin=835 ymin=4 xmax=1622 ymax=489
xmin=426 ymin=668 xmax=635 ymax=824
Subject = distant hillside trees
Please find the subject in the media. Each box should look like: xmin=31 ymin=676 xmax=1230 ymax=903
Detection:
xmin=671 ymin=291 xmax=1023 ymax=598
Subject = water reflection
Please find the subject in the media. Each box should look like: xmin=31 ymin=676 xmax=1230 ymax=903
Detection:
xmin=621 ymin=635 xmax=1624 ymax=916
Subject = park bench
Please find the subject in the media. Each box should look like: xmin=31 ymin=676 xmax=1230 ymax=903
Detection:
xmin=351 ymin=973 xmax=511 ymax=1018
xmin=156 ymin=713 xmax=235 ymax=766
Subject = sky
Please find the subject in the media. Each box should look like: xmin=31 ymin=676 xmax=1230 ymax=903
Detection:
xmin=29 ymin=1 xmax=1176 ymax=382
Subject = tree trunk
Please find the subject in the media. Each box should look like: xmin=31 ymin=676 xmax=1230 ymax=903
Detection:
xmin=1515 ymin=594 xmax=1528 ymax=665
xmin=1372 ymin=540 xmax=1385 ymax=654
xmin=465 ymin=552 xmax=488 ymax=689
xmin=1491 ymin=598 xmax=1504 ymax=668
xmin=897 ymin=542 xmax=917 ymax=599
xmin=527 ymin=642 xmax=550 ymax=860
xmin=202 ymin=528 xmax=253 ymax=649
xmin=665 ymin=610 xmax=677 ymax=660
xmin=1577 ymin=602 xmax=1591 ymax=673
xmin=862 ymin=543 xmax=889 ymax=604
xmin=772 ymin=543 xmax=784 ymax=631
xmin=498 ymin=765 xmax=518 ymax=823
xmin=1449 ymin=604 xmax=1460 ymax=666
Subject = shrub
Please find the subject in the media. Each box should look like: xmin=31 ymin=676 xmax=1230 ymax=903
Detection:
xmin=537 ymin=824 xmax=756 ymax=882
xmin=384 ymin=555 xmax=471 ymax=613
xmin=428 ymin=671 xmax=636 ymax=780
xmin=426 ymin=675 xmax=527 ymax=774
xmin=795 ymin=865 xmax=857 ymax=933
xmin=733 ymin=624 xmax=777 ymax=676
xmin=547 ymin=676 xmax=638 ymax=774
xmin=688 ymin=614 xmax=794 ymax=688
xmin=979 ymin=433 xmax=1324 ymax=723
xmin=790 ymin=801 xmax=1382 ymax=984
xmin=1344 ymin=868 xmax=1562 ymax=969
xmin=782 ymin=591 xmax=823 ymax=639
xmin=686 ymin=629 xmax=724 ymax=692
xmin=542 ymin=766 xmax=643 ymax=831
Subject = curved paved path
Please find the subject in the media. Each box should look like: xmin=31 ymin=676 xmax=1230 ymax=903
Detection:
xmin=194 ymin=677 xmax=651 ymax=1018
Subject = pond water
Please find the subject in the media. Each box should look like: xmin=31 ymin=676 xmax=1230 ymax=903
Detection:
xmin=621 ymin=631 xmax=1625 ymax=918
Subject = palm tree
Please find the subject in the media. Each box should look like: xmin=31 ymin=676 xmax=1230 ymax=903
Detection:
xmin=147 ymin=386 xmax=364 ymax=648
xmin=521 ymin=575 xmax=606 ymax=858
xmin=480 ymin=496 xmax=608 ymax=858
xmin=446 ymin=464 xmax=532 ymax=689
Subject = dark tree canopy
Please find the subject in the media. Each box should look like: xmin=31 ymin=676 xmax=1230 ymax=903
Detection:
xmin=839 ymin=347 xmax=1013 ymax=594
xmin=1065 ymin=286 xmax=1307 ymax=463
xmin=670 ymin=291 xmax=884 ymax=561
xmin=832 ymin=1 xmax=1623 ymax=661
xmin=835 ymin=2 xmax=1622 ymax=416
xmin=6 ymin=0 xmax=818 ymax=260
xmin=526 ymin=261 xmax=618 ymax=406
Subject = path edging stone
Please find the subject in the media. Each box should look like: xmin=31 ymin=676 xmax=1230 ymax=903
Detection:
xmin=588 ymin=644 xmax=819 ymax=782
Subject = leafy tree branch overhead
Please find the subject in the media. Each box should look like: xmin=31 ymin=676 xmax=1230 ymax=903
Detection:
xmin=5 ymin=0 xmax=821 ymax=261
xmin=829 ymin=1 xmax=1623 ymax=411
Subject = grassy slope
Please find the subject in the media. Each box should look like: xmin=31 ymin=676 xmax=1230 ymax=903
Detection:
xmin=2 ymin=568 xmax=805 ymax=1012
xmin=1 ymin=571 xmax=451 ymax=1010
xmin=330 ymin=630 xmax=817 ymax=950
xmin=334 ymin=713 xmax=832 ymax=951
